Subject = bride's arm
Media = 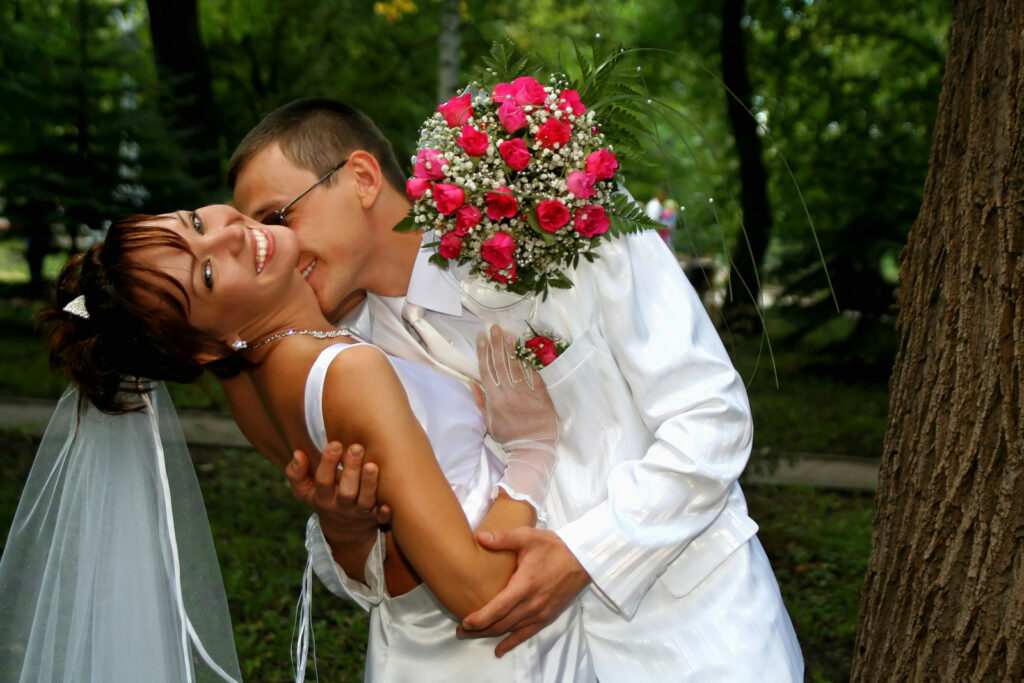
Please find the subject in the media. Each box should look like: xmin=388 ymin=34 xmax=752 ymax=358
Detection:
xmin=320 ymin=344 xmax=551 ymax=619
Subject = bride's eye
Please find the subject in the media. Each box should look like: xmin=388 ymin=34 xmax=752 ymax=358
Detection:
xmin=202 ymin=260 xmax=213 ymax=289
xmin=191 ymin=211 xmax=203 ymax=234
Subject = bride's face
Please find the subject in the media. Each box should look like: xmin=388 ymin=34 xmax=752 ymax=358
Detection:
xmin=142 ymin=204 xmax=303 ymax=345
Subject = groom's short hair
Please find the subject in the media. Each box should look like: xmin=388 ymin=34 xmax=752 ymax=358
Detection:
xmin=227 ymin=98 xmax=406 ymax=193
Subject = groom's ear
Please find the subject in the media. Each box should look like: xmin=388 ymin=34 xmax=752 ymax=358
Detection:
xmin=346 ymin=150 xmax=384 ymax=210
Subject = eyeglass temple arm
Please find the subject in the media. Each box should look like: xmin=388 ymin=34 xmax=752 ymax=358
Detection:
xmin=279 ymin=158 xmax=349 ymax=215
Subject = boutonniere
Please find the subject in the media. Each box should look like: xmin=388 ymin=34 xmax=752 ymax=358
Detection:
xmin=514 ymin=325 xmax=570 ymax=370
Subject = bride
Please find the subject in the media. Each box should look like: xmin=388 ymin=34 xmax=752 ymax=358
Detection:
xmin=0 ymin=204 xmax=593 ymax=681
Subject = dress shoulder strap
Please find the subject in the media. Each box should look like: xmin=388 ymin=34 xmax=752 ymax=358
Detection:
xmin=302 ymin=342 xmax=374 ymax=452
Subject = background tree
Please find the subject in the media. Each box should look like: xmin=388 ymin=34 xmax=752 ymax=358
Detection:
xmin=720 ymin=0 xmax=772 ymax=326
xmin=0 ymin=0 xmax=160 ymax=288
xmin=145 ymin=0 xmax=222 ymax=203
xmin=852 ymin=2 xmax=1023 ymax=678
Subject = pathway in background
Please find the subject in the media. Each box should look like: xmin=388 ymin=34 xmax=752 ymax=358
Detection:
xmin=0 ymin=396 xmax=879 ymax=491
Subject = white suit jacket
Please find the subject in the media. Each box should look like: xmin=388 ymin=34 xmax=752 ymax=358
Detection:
xmin=307 ymin=228 xmax=759 ymax=652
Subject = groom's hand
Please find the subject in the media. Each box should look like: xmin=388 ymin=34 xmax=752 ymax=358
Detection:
xmin=287 ymin=441 xmax=392 ymax=583
xmin=455 ymin=527 xmax=590 ymax=656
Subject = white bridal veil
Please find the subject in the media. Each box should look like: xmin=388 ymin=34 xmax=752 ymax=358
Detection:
xmin=0 ymin=383 xmax=242 ymax=682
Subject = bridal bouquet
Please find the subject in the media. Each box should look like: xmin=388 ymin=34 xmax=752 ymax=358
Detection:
xmin=400 ymin=53 xmax=655 ymax=296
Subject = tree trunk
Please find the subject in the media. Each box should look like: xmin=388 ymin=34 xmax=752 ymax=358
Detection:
xmin=851 ymin=2 xmax=1024 ymax=680
xmin=145 ymin=0 xmax=221 ymax=198
xmin=721 ymin=0 xmax=771 ymax=326
xmin=437 ymin=0 xmax=461 ymax=103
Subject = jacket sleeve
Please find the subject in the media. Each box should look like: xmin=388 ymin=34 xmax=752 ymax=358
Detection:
xmin=555 ymin=229 xmax=754 ymax=618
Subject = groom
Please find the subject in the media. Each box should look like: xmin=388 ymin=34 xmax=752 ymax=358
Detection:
xmin=226 ymin=98 xmax=802 ymax=679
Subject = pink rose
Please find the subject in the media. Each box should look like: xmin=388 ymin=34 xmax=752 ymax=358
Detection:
xmin=497 ymin=101 xmax=528 ymax=133
xmin=414 ymin=149 xmax=447 ymax=180
xmin=433 ymin=183 xmax=465 ymax=215
xmin=485 ymin=187 xmax=518 ymax=221
xmin=439 ymin=232 xmax=464 ymax=259
xmin=494 ymin=76 xmax=546 ymax=107
xmin=405 ymin=177 xmax=431 ymax=200
xmin=536 ymin=117 xmax=571 ymax=149
xmin=572 ymin=205 xmax=610 ymax=238
xmin=557 ymin=89 xmax=587 ymax=116
xmin=585 ymin=149 xmax=618 ymax=180
xmin=455 ymin=205 xmax=482 ymax=235
xmin=525 ymin=336 xmax=559 ymax=366
xmin=566 ymin=171 xmax=597 ymax=198
xmin=498 ymin=138 xmax=532 ymax=171
xmin=456 ymin=125 xmax=489 ymax=156
xmin=486 ymin=261 xmax=516 ymax=284
xmin=481 ymin=231 xmax=515 ymax=269
xmin=437 ymin=93 xmax=473 ymax=127
xmin=535 ymin=199 xmax=570 ymax=232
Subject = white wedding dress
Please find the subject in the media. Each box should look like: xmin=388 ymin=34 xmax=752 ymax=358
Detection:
xmin=303 ymin=343 xmax=594 ymax=682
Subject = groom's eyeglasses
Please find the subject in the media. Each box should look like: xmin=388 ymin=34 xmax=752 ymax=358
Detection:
xmin=260 ymin=158 xmax=349 ymax=227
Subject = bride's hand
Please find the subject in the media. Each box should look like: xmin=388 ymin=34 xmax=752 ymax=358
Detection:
xmin=475 ymin=325 xmax=557 ymax=444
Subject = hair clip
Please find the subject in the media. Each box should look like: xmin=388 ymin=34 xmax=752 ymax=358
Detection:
xmin=63 ymin=295 xmax=90 ymax=320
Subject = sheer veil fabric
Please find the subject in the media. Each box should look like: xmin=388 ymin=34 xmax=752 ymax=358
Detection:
xmin=0 ymin=383 xmax=241 ymax=682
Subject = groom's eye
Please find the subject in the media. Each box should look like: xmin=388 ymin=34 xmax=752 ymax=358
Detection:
xmin=261 ymin=210 xmax=288 ymax=226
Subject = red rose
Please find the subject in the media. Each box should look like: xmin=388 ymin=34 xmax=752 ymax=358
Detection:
xmin=485 ymin=187 xmax=518 ymax=221
xmin=525 ymin=336 xmax=559 ymax=366
xmin=455 ymin=205 xmax=482 ymax=235
xmin=437 ymin=93 xmax=473 ymax=127
xmin=557 ymin=89 xmax=587 ymax=116
xmin=414 ymin=149 xmax=447 ymax=180
xmin=498 ymin=138 xmax=532 ymax=171
xmin=566 ymin=171 xmax=597 ymax=199
xmin=456 ymin=125 xmax=489 ymax=157
xmin=535 ymin=199 xmax=570 ymax=232
xmin=481 ymin=231 xmax=515 ymax=269
xmin=585 ymin=149 xmax=618 ymax=180
xmin=433 ymin=183 xmax=465 ymax=215
xmin=498 ymin=101 xmax=528 ymax=134
xmin=406 ymin=177 xmax=431 ymax=200
xmin=536 ymin=117 xmax=571 ymax=149
xmin=494 ymin=76 xmax=546 ymax=107
xmin=439 ymin=232 xmax=464 ymax=259
xmin=572 ymin=205 xmax=611 ymax=238
xmin=486 ymin=261 xmax=516 ymax=283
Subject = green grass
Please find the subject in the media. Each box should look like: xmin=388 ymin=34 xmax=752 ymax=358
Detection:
xmin=745 ymin=484 xmax=874 ymax=682
xmin=728 ymin=311 xmax=891 ymax=458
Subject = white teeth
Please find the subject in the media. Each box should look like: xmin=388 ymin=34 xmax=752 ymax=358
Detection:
xmin=301 ymin=258 xmax=317 ymax=279
xmin=253 ymin=230 xmax=268 ymax=274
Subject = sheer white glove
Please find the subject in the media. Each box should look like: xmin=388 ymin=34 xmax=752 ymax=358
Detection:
xmin=476 ymin=326 xmax=558 ymax=515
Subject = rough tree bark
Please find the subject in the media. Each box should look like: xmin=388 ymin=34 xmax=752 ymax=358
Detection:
xmin=145 ymin=0 xmax=221 ymax=197
xmin=851 ymin=2 xmax=1023 ymax=680
xmin=721 ymin=0 xmax=771 ymax=326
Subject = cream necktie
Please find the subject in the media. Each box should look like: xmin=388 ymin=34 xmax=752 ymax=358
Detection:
xmin=401 ymin=302 xmax=480 ymax=381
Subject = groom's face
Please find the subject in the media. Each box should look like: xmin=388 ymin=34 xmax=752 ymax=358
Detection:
xmin=232 ymin=142 xmax=369 ymax=321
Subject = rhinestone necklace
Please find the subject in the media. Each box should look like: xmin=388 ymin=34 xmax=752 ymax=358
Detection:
xmin=232 ymin=328 xmax=353 ymax=351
